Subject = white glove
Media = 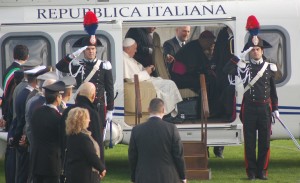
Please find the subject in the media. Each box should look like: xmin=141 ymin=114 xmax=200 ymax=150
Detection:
xmin=71 ymin=58 xmax=84 ymax=66
xmin=106 ymin=110 xmax=113 ymax=122
xmin=272 ymin=110 xmax=280 ymax=119
xmin=70 ymin=46 xmax=88 ymax=59
xmin=237 ymin=60 xmax=246 ymax=69
xmin=239 ymin=47 xmax=253 ymax=61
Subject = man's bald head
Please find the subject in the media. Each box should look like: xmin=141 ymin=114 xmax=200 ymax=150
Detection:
xmin=78 ymin=82 xmax=96 ymax=102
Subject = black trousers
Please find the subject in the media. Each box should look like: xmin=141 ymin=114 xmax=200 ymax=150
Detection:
xmin=32 ymin=174 xmax=59 ymax=183
xmin=4 ymin=147 xmax=16 ymax=183
xmin=95 ymin=102 xmax=106 ymax=166
xmin=241 ymin=100 xmax=271 ymax=176
xmin=15 ymin=146 xmax=29 ymax=183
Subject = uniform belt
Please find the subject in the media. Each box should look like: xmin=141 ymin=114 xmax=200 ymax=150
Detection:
xmin=245 ymin=97 xmax=271 ymax=105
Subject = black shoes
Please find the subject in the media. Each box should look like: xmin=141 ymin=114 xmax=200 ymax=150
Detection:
xmin=248 ymin=174 xmax=256 ymax=181
xmin=215 ymin=154 xmax=224 ymax=159
xmin=247 ymin=172 xmax=268 ymax=181
xmin=247 ymin=172 xmax=256 ymax=181
xmin=257 ymin=174 xmax=268 ymax=180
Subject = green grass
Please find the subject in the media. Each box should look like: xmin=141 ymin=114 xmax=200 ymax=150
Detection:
xmin=0 ymin=140 xmax=300 ymax=183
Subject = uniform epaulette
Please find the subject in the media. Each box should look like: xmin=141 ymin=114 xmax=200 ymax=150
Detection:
xmin=269 ymin=63 xmax=277 ymax=72
xmin=102 ymin=60 xmax=112 ymax=70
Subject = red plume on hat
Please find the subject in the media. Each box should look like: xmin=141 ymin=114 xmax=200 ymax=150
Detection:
xmin=84 ymin=11 xmax=98 ymax=45
xmin=246 ymin=15 xmax=260 ymax=46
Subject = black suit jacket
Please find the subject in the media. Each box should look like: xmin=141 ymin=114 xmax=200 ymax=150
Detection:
xmin=163 ymin=37 xmax=182 ymax=59
xmin=2 ymin=62 xmax=22 ymax=130
xmin=31 ymin=105 xmax=63 ymax=176
xmin=163 ymin=37 xmax=182 ymax=71
xmin=128 ymin=117 xmax=186 ymax=183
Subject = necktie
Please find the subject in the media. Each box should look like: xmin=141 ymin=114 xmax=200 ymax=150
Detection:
xmin=181 ymin=42 xmax=185 ymax=47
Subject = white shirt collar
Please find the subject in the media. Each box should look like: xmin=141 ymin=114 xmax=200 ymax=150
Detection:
xmin=176 ymin=36 xmax=185 ymax=46
xmin=250 ymin=58 xmax=263 ymax=65
xmin=14 ymin=60 xmax=22 ymax=65
xmin=45 ymin=104 xmax=59 ymax=112
xmin=83 ymin=58 xmax=97 ymax=63
xmin=149 ymin=114 xmax=163 ymax=119
xmin=26 ymin=85 xmax=35 ymax=92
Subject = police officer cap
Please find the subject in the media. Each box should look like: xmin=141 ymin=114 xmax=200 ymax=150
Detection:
xmin=21 ymin=58 xmax=42 ymax=70
xmin=242 ymin=36 xmax=272 ymax=52
xmin=37 ymin=71 xmax=58 ymax=81
xmin=24 ymin=66 xmax=50 ymax=77
xmin=42 ymin=81 xmax=65 ymax=93
xmin=59 ymin=76 xmax=76 ymax=88
xmin=73 ymin=36 xmax=103 ymax=47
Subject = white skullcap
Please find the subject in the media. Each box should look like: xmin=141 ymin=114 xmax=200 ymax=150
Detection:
xmin=123 ymin=38 xmax=136 ymax=47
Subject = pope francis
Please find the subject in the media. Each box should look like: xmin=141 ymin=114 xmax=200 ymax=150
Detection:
xmin=123 ymin=38 xmax=183 ymax=117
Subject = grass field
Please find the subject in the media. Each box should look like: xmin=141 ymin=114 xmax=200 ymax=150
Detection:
xmin=0 ymin=139 xmax=299 ymax=183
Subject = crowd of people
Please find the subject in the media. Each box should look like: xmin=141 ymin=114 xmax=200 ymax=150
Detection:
xmin=0 ymin=23 xmax=279 ymax=182
xmin=0 ymin=37 xmax=110 ymax=183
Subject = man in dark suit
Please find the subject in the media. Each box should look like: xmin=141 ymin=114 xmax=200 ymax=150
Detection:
xmin=128 ymin=98 xmax=186 ymax=183
xmin=2 ymin=45 xmax=28 ymax=183
xmin=30 ymin=81 xmax=65 ymax=183
xmin=163 ymin=26 xmax=191 ymax=71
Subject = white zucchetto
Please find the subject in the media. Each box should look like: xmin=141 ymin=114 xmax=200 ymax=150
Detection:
xmin=123 ymin=38 xmax=136 ymax=47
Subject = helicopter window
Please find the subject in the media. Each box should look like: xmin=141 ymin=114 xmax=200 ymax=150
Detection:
xmin=1 ymin=35 xmax=51 ymax=86
xmin=246 ymin=30 xmax=287 ymax=84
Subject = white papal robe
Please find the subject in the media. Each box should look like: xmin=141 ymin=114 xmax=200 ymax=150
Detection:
xmin=123 ymin=52 xmax=182 ymax=115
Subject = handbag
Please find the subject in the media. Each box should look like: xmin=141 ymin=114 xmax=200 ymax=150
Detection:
xmin=172 ymin=59 xmax=186 ymax=75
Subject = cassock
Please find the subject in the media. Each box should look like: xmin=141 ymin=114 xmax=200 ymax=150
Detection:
xmin=123 ymin=52 xmax=182 ymax=115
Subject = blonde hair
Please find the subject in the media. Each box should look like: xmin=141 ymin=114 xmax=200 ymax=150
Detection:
xmin=66 ymin=107 xmax=90 ymax=135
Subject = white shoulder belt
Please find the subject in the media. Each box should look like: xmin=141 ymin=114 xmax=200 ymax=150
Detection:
xmin=243 ymin=62 xmax=269 ymax=93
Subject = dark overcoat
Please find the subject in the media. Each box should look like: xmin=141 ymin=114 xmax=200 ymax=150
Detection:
xmin=128 ymin=117 xmax=186 ymax=183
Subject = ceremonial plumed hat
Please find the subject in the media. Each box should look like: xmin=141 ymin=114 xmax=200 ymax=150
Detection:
xmin=242 ymin=15 xmax=272 ymax=51
xmin=21 ymin=58 xmax=42 ymax=71
xmin=59 ymin=76 xmax=76 ymax=88
xmin=43 ymin=81 xmax=65 ymax=93
xmin=242 ymin=36 xmax=272 ymax=52
xmin=37 ymin=71 xmax=58 ymax=81
xmin=73 ymin=36 xmax=102 ymax=47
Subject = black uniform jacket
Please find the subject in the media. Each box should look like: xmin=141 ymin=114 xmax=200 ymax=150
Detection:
xmin=56 ymin=56 xmax=114 ymax=111
xmin=13 ymin=87 xmax=31 ymax=145
xmin=31 ymin=105 xmax=63 ymax=176
xmin=128 ymin=117 xmax=186 ymax=183
xmin=223 ymin=59 xmax=278 ymax=111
